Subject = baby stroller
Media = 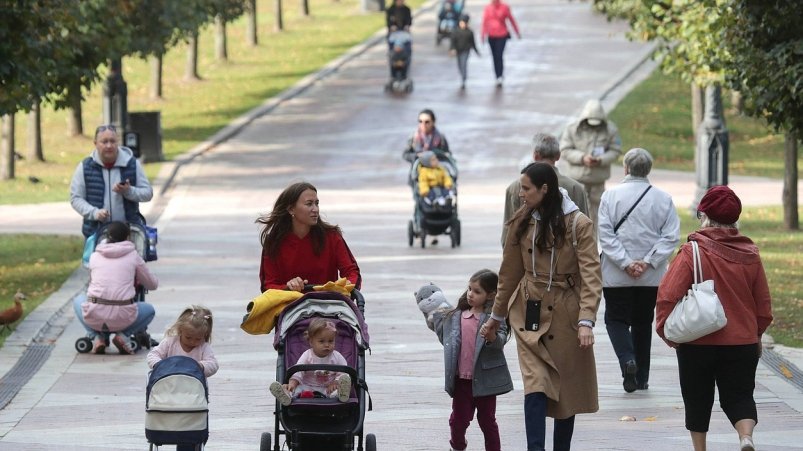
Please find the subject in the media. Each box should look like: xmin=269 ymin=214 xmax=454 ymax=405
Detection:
xmin=407 ymin=149 xmax=461 ymax=248
xmin=436 ymin=0 xmax=465 ymax=45
xmin=385 ymin=30 xmax=413 ymax=93
xmin=260 ymin=290 xmax=376 ymax=451
xmin=74 ymin=220 xmax=158 ymax=353
xmin=146 ymin=355 xmax=209 ymax=450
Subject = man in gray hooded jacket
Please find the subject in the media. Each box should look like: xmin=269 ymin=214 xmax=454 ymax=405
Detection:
xmin=70 ymin=125 xmax=153 ymax=238
xmin=559 ymin=99 xmax=622 ymax=228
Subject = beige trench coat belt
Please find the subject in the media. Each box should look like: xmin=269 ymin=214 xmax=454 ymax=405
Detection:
xmin=526 ymin=273 xmax=580 ymax=290
xmin=86 ymin=296 xmax=136 ymax=305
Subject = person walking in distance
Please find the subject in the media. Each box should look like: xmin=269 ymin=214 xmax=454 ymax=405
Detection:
xmin=481 ymin=0 xmax=520 ymax=87
xmin=502 ymin=132 xmax=589 ymax=245
xmin=559 ymin=99 xmax=622 ymax=229
xmin=598 ymin=148 xmax=680 ymax=392
xmin=450 ymin=14 xmax=481 ymax=90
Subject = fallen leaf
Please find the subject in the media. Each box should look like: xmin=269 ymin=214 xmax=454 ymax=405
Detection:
xmin=642 ymin=416 xmax=657 ymax=422
xmin=780 ymin=364 xmax=793 ymax=379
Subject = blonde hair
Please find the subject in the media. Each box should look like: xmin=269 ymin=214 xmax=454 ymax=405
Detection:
xmin=303 ymin=317 xmax=337 ymax=342
xmin=166 ymin=305 xmax=214 ymax=343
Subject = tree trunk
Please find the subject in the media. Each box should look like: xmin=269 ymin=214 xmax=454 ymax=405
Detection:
xmin=67 ymin=81 xmax=83 ymax=136
xmin=185 ymin=32 xmax=201 ymax=80
xmin=27 ymin=102 xmax=43 ymax=162
xmin=246 ymin=0 xmax=257 ymax=46
xmin=1 ymin=114 xmax=15 ymax=180
xmin=300 ymin=0 xmax=309 ymax=16
xmin=783 ymin=131 xmax=799 ymax=230
xmin=729 ymin=90 xmax=744 ymax=116
xmin=150 ymin=54 xmax=163 ymax=99
xmin=275 ymin=0 xmax=284 ymax=31
xmin=691 ymin=82 xmax=704 ymax=143
xmin=215 ymin=15 xmax=228 ymax=61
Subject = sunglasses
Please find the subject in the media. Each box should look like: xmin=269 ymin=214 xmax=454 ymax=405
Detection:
xmin=95 ymin=124 xmax=117 ymax=134
xmin=418 ymin=120 xmax=432 ymax=124
xmin=696 ymin=210 xmax=703 ymax=220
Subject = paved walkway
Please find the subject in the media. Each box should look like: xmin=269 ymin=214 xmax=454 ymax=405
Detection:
xmin=1 ymin=0 xmax=802 ymax=450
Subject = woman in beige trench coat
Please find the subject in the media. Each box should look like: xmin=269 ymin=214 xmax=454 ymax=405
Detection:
xmin=482 ymin=162 xmax=602 ymax=451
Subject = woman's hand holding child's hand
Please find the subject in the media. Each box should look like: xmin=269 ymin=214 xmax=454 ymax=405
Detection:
xmin=480 ymin=318 xmax=500 ymax=342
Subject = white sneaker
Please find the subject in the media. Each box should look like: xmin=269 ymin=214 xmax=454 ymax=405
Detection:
xmin=336 ymin=374 xmax=351 ymax=402
xmin=740 ymin=436 xmax=755 ymax=451
xmin=269 ymin=381 xmax=292 ymax=406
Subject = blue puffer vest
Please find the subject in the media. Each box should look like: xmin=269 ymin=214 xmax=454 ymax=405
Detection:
xmin=81 ymin=156 xmax=141 ymax=237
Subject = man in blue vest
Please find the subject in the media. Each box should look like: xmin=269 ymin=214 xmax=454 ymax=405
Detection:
xmin=70 ymin=124 xmax=153 ymax=238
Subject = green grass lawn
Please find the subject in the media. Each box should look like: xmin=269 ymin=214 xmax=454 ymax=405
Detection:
xmin=0 ymin=234 xmax=83 ymax=347
xmin=609 ymin=71 xmax=796 ymax=178
xmin=1 ymin=0 xmax=426 ymax=204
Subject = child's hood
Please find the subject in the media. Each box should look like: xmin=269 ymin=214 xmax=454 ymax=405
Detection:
xmin=95 ymin=240 xmax=137 ymax=259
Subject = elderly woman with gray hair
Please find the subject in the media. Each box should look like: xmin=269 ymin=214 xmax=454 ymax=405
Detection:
xmin=597 ymin=147 xmax=680 ymax=393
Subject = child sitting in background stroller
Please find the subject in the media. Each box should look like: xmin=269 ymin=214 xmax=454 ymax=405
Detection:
xmin=386 ymin=30 xmax=413 ymax=93
xmin=269 ymin=317 xmax=352 ymax=406
xmin=436 ymin=0 xmax=462 ymax=45
xmin=418 ymin=151 xmax=455 ymax=207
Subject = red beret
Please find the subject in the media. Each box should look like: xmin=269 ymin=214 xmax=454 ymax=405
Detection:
xmin=698 ymin=185 xmax=742 ymax=224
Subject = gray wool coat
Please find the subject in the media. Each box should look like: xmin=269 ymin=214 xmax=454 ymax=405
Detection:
xmin=431 ymin=308 xmax=514 ymax=398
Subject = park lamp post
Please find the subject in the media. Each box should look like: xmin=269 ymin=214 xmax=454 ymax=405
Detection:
xmin=102 ymin=58 xmax=128 ymax=132
xmin=101 ymin=58 xmax=141 ymax=157
xmin=693 ymin=83 xmax=730 ymax=213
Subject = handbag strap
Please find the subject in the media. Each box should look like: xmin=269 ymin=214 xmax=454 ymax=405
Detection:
xmin=613 ymin=185 xmax=652 ymax=233
xmin=690 ymin=241 xmax=703 ymax=285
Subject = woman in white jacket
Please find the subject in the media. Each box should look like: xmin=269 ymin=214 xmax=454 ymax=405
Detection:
xmin=597 ymin=148 xmax=680 ymax=392
xmin=73 ymin=221 xmax=159 ymax=354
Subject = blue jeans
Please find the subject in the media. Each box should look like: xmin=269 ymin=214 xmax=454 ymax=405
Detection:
xmin=487 ymin=36 xmax=508 ymax=78
xmin=73 ymin=294 xmax=155 ymax=338
xmin=456 ymin=50 xmax=470 ymax=82
xmin=524 ymin=393 xmax=575 ymax=451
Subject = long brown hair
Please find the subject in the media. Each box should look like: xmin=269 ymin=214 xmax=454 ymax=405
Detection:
xmin=256 ymin=182 xmax=341 ymax=259
xmin=512 ymin=162 xmax=566 ymax=252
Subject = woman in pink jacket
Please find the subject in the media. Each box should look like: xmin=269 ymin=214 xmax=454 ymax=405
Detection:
xmin=481 ymin=0 xmax=521 ymax=87
xmin=73 ymin=221 xmax=159 ymax=354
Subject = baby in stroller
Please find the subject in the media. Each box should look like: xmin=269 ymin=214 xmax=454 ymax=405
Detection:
xmin=386 ymin=30 xmax=413 ymax=93
xmin=407 ymin=149 xmax=461 ymax=248
xmin=261 ymin=291 xmax=374 ymax=451
xmin=418 ymin=150 xmax=455 ymax=208
xmin=436 ymin=0 xmax=463 ymax=45
xmin=269 ymin=317 xmax=352 ymax=405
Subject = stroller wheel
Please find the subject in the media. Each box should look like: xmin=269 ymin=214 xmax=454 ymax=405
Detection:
xmin=366 ymin=433 xmax=377 ymax=451
xmin=259 ymin=432 xmax=271 ymax=451
xmin=420 ymin=231 xmax=426 ymax=248
xmin=75 ymin=337 xmax=93 ymax=353
xmin=407 ymin=220 xmax=414 ymax=247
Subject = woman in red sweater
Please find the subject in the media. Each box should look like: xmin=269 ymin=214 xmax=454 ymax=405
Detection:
xmin=257 ymin=182 xmax=361 ymax=292
xmin=481 ymin=0 xmax=520 ymax=87
xmin=656 ymin=186 xmax=772 ymax=451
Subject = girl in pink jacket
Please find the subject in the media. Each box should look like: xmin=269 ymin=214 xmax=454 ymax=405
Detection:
xmin=73 ymin=221 xmax=158 ymax=354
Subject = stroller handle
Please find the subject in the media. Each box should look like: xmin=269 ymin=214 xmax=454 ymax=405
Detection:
xmin=296 ymin=285 xmax=366 ymax=315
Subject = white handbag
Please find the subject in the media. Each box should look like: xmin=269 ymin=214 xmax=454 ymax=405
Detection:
xmin=664 ymin=241 xmax=727 ymax=343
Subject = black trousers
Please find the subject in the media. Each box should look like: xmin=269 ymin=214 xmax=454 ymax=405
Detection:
xmin=603 ymin=286 xmax=657 ymax=386
xmin=676 ymin=344 xmax=760 ymax=432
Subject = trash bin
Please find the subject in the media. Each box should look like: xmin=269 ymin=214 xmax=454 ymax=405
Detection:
xmin=128 ymin=111 xmax=164 ymax=162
